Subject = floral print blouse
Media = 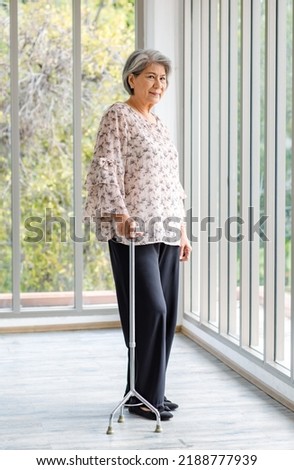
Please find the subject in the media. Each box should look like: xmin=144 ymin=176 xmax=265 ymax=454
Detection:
xmin=84 ymin=102 xmax=186 ymax=246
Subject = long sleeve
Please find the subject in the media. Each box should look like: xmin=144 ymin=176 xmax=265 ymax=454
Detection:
xmin=84 ymin=105 xmax=129 ymax=219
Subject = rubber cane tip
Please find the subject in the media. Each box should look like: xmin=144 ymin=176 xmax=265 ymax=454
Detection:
xmin=155 ymin=424 xmax=162 ymax=433
xmin=118 ymin=415 xmax=125 ymax=423
xmin=106 ymin=426 xmax=114 ymax=435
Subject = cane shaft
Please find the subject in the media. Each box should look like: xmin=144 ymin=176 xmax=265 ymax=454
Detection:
xmin=129 ymin=237 xmax=136 ymax=390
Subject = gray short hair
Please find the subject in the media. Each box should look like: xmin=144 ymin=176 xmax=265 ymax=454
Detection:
xmin=122 ymin=49 xmax=172 ymax=95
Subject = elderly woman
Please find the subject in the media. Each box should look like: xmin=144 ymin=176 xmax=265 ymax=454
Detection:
xmin=84 ymin=49 xmax=191 ymax=421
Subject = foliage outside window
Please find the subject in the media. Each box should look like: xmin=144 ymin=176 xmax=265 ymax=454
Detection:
xmin=0 ymin=0 xmax=135 ymax=307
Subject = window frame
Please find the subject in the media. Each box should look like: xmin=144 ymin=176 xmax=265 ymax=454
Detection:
xmin=0 ymin=0 xmax=137 ymax=325
xmin=182 ymin=0 xmax=294 ymax=409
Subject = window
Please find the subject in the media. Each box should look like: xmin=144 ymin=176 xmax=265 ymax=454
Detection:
xmin=0 ymin=0 xmax=135 ymax=314
xmin=184 ymin=0 xmax=293 ymax=390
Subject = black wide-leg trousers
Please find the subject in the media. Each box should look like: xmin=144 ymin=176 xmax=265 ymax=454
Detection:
xmin=108 ymin=240 xmax=180 ymax=408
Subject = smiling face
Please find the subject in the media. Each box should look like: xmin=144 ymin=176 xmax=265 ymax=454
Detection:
xmin=128 ymin=63 xmax=168 ymax=109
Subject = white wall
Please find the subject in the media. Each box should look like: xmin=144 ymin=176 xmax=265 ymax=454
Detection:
xmin=140 ymin=0 xmax=184 ymax=155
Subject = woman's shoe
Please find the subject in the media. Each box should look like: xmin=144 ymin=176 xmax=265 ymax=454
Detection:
xmin=129 ymin=405 xmax=173 ymax=421
xmin=164 ymin=396 xmax=179 ymax=411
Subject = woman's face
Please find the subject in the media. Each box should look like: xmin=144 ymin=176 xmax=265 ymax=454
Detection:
xmin=128 ymin=63 xmax=167 ymax=106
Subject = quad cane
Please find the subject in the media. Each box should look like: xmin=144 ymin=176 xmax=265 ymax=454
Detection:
xmin=106 ymin=224 xmax=162 ymax=434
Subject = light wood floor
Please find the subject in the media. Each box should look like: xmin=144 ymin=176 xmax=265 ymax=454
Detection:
xmin=0 ymin=328 xmax=294 ymax=450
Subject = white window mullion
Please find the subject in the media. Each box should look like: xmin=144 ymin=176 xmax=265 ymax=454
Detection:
xmin=240 ymin=0 xmax=251 ymax=348
xmin=219 ymin=0 xmax=229 ymax=335
xmin=200 ymin=0 xmax=210 ymax=324
xmin=183 ymin=0 xmax=193 ymax=316
xmin=10 ymin=0 xmax=21 ymax=314
xmin=209 ymin=0 xmax=219 ymax=326
xmin=275 ymin=0 xmax=287 ymax=362
xmin=192 ymin=0 xmax=201 ymax=317
xmin=135 ymin=0 xmax=145 ymax=49
xmin=73 ymin=0 xmax=83 ymax=312
xmin=228 ymin=0 xmax=238 ymax=338
xmin=264 ymin=0 xmax=277 ymax=364
xmin=190 ymin=0 xmax=201 ymax=316
xmin=250 ymin=0 xmax=261 ymax=348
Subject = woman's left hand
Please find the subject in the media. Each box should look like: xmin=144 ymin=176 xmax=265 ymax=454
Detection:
xmin=179 ymin=227 xmax=192 ymax=262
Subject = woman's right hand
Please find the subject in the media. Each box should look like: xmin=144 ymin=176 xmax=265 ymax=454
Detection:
xmin=115 ymin=214 xmax=144 ymax=239
xmin=115 ymin=214 xmax=130 ymax=238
